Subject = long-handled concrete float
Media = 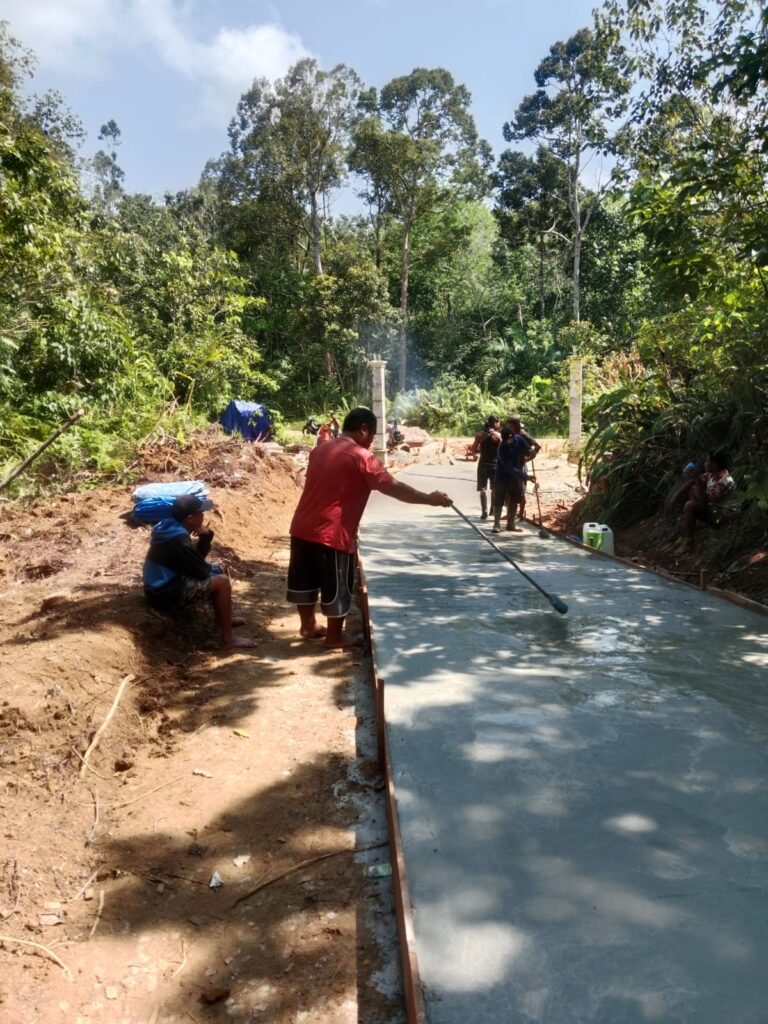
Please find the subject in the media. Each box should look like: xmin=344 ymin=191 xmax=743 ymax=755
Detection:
xmin=452 ymin=504 xmax=568 ymax=615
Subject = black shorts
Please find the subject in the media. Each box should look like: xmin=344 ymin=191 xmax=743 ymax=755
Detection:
xmin=477 ymin=462 xmax=496 ymax=491
xmin=494 ymin=475 xmax=525 ymax=506
xmin=692 ymin=501 xmax=734 ymax=527
xmin=286 ymin=537 xmax=355 ymax=619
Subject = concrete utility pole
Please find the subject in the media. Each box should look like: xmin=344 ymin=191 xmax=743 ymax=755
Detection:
xmin=368 ymin=357 xmax=388 ymax=466
xmin=568 ymin=357 xmax=583 ymax=456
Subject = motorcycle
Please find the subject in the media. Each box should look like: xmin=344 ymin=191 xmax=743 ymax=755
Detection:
xmin=387 ymin=419 xmax=405 ymax=450
xmin=302 ymin=417 xmax=321 ymax=436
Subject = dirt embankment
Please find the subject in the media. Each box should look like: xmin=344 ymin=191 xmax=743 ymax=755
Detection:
xmin=0 ymin=433 xmax=403 ymax=1024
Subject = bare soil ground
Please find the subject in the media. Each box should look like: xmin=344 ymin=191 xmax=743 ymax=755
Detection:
xmin=0 ymin=433 xmax=403 ymax=1024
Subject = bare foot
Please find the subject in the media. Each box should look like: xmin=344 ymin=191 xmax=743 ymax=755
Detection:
xmin=325 ymin=633 xmax=363 ymax=650
xmin=300 ymin=625 xmax=327 ymax=639
xmin=223 ymin=635 xmax=258 ymax=649
xmin=231 ymin=615 xmax=246 ymax=626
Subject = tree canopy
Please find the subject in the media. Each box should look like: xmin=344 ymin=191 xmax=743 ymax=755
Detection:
xmin=1 ymin=3 xmax=767 ymax=540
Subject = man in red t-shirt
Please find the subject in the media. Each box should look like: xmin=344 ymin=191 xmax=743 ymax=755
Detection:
xmin=287 ymin=407 xmax=452 ymax=648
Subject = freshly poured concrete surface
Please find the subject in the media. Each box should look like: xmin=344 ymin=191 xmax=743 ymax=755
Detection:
xmin=360 ymin=464 xmax=768 ymax=1024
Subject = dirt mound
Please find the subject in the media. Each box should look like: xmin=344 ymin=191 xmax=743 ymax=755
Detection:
xmin=610 ymin=512 xmax=768 ymax=605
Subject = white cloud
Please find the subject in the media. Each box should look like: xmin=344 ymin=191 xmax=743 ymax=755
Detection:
xmin=2 ymin=0 xmax=124 ymax=70
xmin=3 ymin=0 xmax=312 ymax=123
xmin=133 ymin=2 xmax=311 ymax=122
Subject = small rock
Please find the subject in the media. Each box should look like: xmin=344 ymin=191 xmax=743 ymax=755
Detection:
xmin=200 ymin=987 xmax=230 ymax=1005
xmin=38 ymin=913 xmax=63 ymax=927
xmin=232 ymin=854 xmax=251 ymax=868
xmin=209 ymin=871 xmax=224 ymax=889
xmin=105 ymin=986 xmax=119 ymax=1000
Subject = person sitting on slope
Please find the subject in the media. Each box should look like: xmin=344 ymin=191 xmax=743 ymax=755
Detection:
xmin=143 ymin=494 xmax=255 ymax=649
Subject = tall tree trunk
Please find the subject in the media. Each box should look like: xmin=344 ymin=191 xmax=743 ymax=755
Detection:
xmin=398 ymin=219 xmax=412 ymax=392
xmin=569 ymin=161 xmax=581 ymax=323
xmin=310 ymin=190 xmax=323 ymax=276
xmin=538 ymin=230 xmax=546 ymax=321
xmin=572 ymin=226 xmax=581 ymax=323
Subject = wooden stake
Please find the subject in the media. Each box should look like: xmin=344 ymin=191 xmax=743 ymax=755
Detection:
xmin=79 ymin=675 xmax=135 ymax=777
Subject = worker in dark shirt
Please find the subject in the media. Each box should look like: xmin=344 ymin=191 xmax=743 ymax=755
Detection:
xmin=493 ymin=421 xmax=533 ymax=533
xmin=504 ymin=416 xmax=541 ymax=522
xmin=471 ymin=416 xmax=501 ymax=519
xmin=143 ymin=494 xmax=255 ymax=648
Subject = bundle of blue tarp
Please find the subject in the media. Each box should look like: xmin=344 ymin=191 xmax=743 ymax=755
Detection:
xmin=130 ymin=480 xmax=212 ymax=524
xmin=219 ymin=400 xmax=272 ymax=441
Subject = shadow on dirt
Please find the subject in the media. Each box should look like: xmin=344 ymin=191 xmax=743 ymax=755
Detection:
xmin=75 ymin=665 xmax=402 ymax=1023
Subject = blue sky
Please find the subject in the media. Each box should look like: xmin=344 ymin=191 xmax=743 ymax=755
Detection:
xmin=3 ymin=0 xmax=599 ymax=201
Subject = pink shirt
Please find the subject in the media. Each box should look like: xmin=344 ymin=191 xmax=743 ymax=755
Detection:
xmin=290 ymin=436 xmax=395 ymax=553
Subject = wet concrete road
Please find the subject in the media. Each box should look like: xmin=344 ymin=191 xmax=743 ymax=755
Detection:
xmin=360 ymin=462 xmax=768 ymax=1024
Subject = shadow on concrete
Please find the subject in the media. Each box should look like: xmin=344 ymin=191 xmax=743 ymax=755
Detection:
xmin=360 ymin=520 xmax=768 ymax=1022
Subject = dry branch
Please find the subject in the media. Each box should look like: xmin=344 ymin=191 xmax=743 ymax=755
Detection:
xmin=110 ymin=774 xmax=186 ymax=809
xmin=65 ymin=868 xmax=102 ymax=904
xmin=0 ymin=409 xmax=85 ymax=493
xmin=231 ymin=840 xmax=387 ymax=909
xmin=79 ymin=674 xmax=135 ymax=777
xmin=71 ymin=747 xmax=109 ymax=781
xmin=88 ymin=889 xmax=105 ymax=940
xmin=0 ymin=934 xmax=72 ymax=979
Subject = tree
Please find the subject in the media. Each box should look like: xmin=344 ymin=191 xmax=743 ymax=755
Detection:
xmin=350 ymin=67 xmax=491 ymax=390
xmin=91 ymin=119 xmax=125 ymax=215
xmin=504 ymin=27 xmax=629 ymax=323
xmin=227 ymin=59 xmax=362 ymax=276
xmin=494 ymin=146 xmax=570 ymax=322
xmin=579 ymin=2 xmax=768 ymax=522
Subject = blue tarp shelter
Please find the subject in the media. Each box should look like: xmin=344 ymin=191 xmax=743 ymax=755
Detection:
xmin=219 ymin=400 xmax=272 ymax=441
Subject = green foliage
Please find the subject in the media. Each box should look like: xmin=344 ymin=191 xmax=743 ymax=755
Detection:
xmin=503 ymin=25 xmax=631 ymax=321
xmin=393 ymin=370 xmax=573 ymax=437
xmin=350 ymin=67 xmax=492 ymax=387
xmin=0 ymin=27 xmax=277 ymax=484
xmin=3 ymin=11 xmax=768 ymax=549
xmin=0 ymin=399 xmax=208 ymax=496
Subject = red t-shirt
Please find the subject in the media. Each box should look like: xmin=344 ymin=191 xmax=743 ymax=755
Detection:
xmin=290 ymin=436 xmax=395 ymax=553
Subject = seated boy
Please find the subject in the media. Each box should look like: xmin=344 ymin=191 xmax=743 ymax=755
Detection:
xmin=143 ymin=494 xmax=255 ymax=648
xmin=671 ymin=452 xmax=738 ymax=551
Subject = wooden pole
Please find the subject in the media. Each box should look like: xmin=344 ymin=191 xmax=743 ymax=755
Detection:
xmin=0 ymin=408 xmax=85 ymax=493
xmin=568 ymin=359 xmax=583 ymax=455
